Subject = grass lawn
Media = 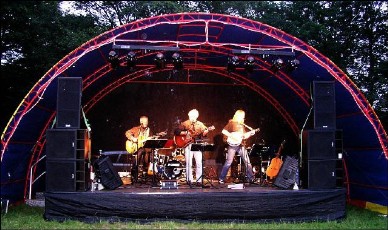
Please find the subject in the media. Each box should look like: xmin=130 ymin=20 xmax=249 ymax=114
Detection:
xmin=1 ymin=204 xmax=387 ymax=229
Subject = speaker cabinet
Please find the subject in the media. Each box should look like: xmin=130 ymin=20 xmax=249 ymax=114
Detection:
xmin=307 ymin=159 xmax=336 ymax=189
xmin=303 ymin=129 xmax=335 ymax=160
xmin=274 ymin=156 xmax=299 ymax=189
xmin=313 ymin=81 xmax=336 ymax=129
xmin=56 ymin=77 xmax=82 ymax=128
xmin=95 ymin=156 xmax=123 ymax=190
xmin=45 ymin=128 xmax=90 ymax=192
xmin=46 ymin=160 xmax=88 ymax=192
xmin=46 ymin=129 xmax=89 ymax=160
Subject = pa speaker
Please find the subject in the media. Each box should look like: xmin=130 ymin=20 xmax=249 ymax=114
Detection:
xmin=303 ymin=129 xmax=335 ymax=160
xmin=46 ymin=129 xmax=77 ymax=159
xmin=46 ymin=160 xmax=87 ymax=192
xmin=274 ymin=156 xmax=298 ymax=189
xmin=56 ymin=77 xmax=82 ymax=128
xmin=95 ymin=156 xmax=123 ymax=190
xmin=313 ymin=81 xmax=336 ymax=129
xmin=46 ymin=129 xmax=88 ymax=160
xmin=308 ymin=159 xmax=336 ymax=189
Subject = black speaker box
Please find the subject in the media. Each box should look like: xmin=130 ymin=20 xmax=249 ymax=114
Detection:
xmin=274 ymin=156 xmax=299 ymax=189
xmin=303 ymin=129 xmax=335 ymax=160
xmin=46 ymin=160 xmax=87 ymax=192
xmin=313 ymin=81 xmax=336 ymax=129
xmin=308 ymin=159 xmax=336 ymax=189
xmin=95 ymin=156 xmax=123 ymax=190
xmin=56 ymin=77 xmax=82 ymax=129
xmin=46 ymin=129 xmax=88 ymax=160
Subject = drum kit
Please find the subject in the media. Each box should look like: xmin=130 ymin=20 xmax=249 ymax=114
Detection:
xmin=152 ymin=148 xmax=186 ymax=180
xmin=139 ymin=139 xmax=215 ymax=185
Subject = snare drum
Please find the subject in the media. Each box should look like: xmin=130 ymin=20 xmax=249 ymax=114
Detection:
xmin=163 ymin=160 xmax=184 ymax=180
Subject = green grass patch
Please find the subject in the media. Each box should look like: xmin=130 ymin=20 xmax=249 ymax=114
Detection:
xmin=1 ymin=204 xmax=387 ymax=229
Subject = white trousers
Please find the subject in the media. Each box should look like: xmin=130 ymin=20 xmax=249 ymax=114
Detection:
xmin=184 ymin=144 xmax=202 ymax=183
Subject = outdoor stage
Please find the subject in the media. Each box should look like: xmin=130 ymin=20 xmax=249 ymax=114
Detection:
xmin=44 ymin=181 xmax=346 ymax=223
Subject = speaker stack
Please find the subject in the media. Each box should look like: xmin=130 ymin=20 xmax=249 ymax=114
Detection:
xmin=301 ymin=81 xmax=338 ymax=189
xmin=46 ymin=77 xmax=90 ymax=192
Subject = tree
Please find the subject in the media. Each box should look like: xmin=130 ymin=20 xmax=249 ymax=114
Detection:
xmin=0 ymin=1 xmax=103 ymax=130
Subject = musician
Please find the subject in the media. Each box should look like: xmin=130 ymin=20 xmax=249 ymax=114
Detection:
xmin=125 ymin=116 xmax=153 ymax=174
xmin=219 ymin=109 xmax=256 ymax=184
xmin=174 ymin=109 xmax=209 ymax=186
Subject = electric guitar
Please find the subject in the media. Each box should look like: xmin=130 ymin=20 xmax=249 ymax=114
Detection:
xmin=125 ymin=130 xmax=167 ymax=154
xmin=174 ymin=126 xmax=215 ymax=148
xmin=226 ymin=128 xmax=260 ymax=146
xmin=266 ymin=140 xmax=286 ymax=179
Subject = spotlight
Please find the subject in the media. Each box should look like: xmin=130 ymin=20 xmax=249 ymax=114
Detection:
xmin=244 ymin=56 xmax=255 ymax=73
xmin=227 ymin=56 xmax=239 ymax=73
xmin=271 ymin=57 xmax=284 ymax=72
xmin=285 ymin=59 xmax=300 ymax=72
xmin=126 ymin=51 xmax=137 ymax=70
xmin=171 ymin=52 xmax=183 ymax=70
xmin=108 ymin=50 xmax=119 ymax=69
xmin=154 ymin=52 xmax=166 ymax=69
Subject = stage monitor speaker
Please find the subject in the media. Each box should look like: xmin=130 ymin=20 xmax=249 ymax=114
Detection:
xmin=313 ymin=81 xmax=336 ymax=129
xmin=46 ymin=160 xmax=87 ymax=192
xmin=308 ymin=159 xmax=336 ymax=189
xmin=96 ymin=156 xmax=123 ymax=190
xmin=274 ymin=156 xmax=299 ymax=189
xmin=303 ymin=129 xmax=335 ymax=160
xmin=56 ymin=77 xmax=82 ymax=129
xmin=46 ymin=129 xmax=88 ymax=160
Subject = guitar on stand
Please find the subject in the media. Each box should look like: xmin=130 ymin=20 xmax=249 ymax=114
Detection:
xmin=266 ymin=140 xmax=286 ymax=181
xmin=173 ymin=126 xmax=215 ymax=148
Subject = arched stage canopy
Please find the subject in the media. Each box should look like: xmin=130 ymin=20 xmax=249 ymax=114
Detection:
xmin=1 ymin=13 xmax=387 ymax=213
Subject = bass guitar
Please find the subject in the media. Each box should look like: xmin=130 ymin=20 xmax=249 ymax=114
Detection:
xmin=126 ymin=130 xmax=167 ymax=154
xmin=174 ymin=126 xmax=215 ymax=148
xmin=266 ymin=140 xmax=286 ymax=179
xmin=226 ymin=128 xmax=260 ymax=146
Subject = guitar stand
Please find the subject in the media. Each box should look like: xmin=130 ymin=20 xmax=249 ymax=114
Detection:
xmin=201 ymin=165 xmax=217 ymax=188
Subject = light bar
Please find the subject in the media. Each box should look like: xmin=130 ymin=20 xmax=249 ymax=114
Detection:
xmin=232 ymin=49 xmax=295 ymax=56
xmin=112 ymin=44 xmax=180 ymax=51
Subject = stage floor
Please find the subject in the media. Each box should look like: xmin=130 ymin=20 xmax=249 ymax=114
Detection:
xmin=44 ymin=179 xmax=347 ymax=223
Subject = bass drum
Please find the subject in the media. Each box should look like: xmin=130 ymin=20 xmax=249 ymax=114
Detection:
xmin=163 ymin=160 xmax=184 ymax=180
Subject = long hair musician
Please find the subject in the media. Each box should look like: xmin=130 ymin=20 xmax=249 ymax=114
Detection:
xmin=218 ymin=109 xmax=259 ymax=184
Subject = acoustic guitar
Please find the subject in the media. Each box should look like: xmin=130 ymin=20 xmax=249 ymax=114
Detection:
xmin=226 ymin=128 xmax=260 ymax=146
xmin=125 ymin=130 xmax=167 ymax=154
xmin=266 ymin=140 xmax=286 ymax=179
xmin=174 ymin=126 xmax=215 ymax=148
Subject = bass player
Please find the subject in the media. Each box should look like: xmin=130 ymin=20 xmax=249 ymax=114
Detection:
xmin=219 ymin=109 xmax=259 ymax=184
xmin=174 ymin=109 xmax=211 ymax=186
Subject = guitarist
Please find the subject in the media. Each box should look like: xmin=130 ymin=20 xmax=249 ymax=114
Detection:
xmin=219 ymin=109 xmax=257 ymax=185
xmin=174 ymin=109 xmax=209 ymax=186
xmin=125 ymin=116 xmax=153 ymax=178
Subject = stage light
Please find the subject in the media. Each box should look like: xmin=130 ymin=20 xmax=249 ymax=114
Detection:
xmin=108 ymin=50 xmax=119 ymax=69
xmin=154 ymin=52 xmax=166 ymax=69
xmin=126 ymin=51 xmax=137 ymax=70
xmin=244 ymin=56 xmax=255 ymax=73
xmin=271 ymin=57 xmax=284 ymax=72
xmin=227 ymin=56 xmax=239 ymax=73
xmin=171 ymin=52 xmax=183 ymax=70
xmin=285 ymin=59 xmax=300 ymax=72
